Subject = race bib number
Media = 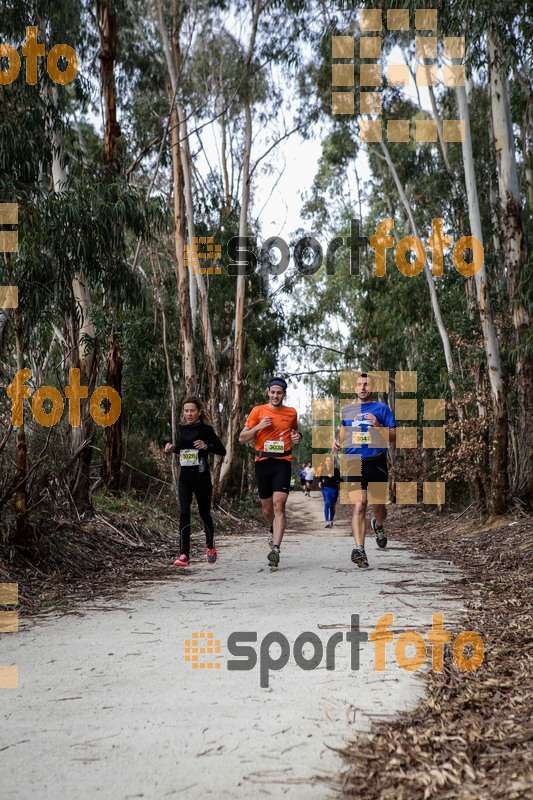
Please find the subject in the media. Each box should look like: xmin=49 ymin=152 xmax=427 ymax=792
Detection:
xmin=264 ymin=440 xmax=285 ymax=454
xmin=354 ymin=432 xmax=371 ymax=445
xmin=180 ymin=449 xmax=199 ymax=466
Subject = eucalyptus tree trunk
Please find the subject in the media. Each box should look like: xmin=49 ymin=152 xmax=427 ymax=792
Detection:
xmin=216 ymin=88 xmax=252 ymax=499
xmin=378 ymin=141 xmax=457 ymax=391
xmin=12 ymin=307 xmax=28 ymax=546
xmin=158 ymin=1 xmax=221 ymax=430
xmin=456 ymin=83 xmax=507 ymax=515
xmin=96 ymin=0 xmax=121 ymax=163
xmin=97 ymin=0 xmax=124 ymax=494
xmin=215 ymin=0 xmax=263 ymax=502
xmin=215 ymin=0 xmax=261 ymax=502
xmin=152 ymin=257 xmax=179 ymax=494
xmin=46 ymin=82 xmax=96 ymax=512
xmin=169 ymin=104 xmax=197 ymax=395
xmin=171 ymin=4 xmax=222 ymax=432
xmin=488 ymin=35 xmax=532 ymax=505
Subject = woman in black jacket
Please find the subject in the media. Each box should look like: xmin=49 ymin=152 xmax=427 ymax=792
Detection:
xmin=165 ymin=396 xmax=226 ymax=566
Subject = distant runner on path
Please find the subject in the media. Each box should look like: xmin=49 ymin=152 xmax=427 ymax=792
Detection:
xmin=335 ymin=373 xmax=396 ymax=569
xmin=318 ymin=454 xmax=341 ymax=528
xmin=239 ymin=377 xmax=302 ymax=567
xmin=165 ymin=396 xmax=226 ymax=566
xmin=303 ymin=463 xmax=314 ymax=496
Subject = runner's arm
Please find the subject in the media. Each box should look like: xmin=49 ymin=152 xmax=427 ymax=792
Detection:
xmin=334 ymin=424 xmax=347 ymax=450
xmin=206 ymin=427 xmax=227 ymax=456
xmin=239 ymin=424 xmax=260 ymax=445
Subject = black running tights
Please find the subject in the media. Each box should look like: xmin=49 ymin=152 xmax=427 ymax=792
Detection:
xmin=178 ymin=474 xmax=215 ymax=557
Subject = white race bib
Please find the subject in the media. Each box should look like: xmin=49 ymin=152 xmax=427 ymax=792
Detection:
xmin=180 ymin=449 xmax=199 ymax=466
xmin=264 ymin=440 xmax=285 ymax=454
xmin=354 ymin=432 xmax=371 ymax=445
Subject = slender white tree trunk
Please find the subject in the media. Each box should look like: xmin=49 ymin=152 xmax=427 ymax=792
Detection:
xmin=49 ymin=93 xmax=96 ymax=380
xmin=156 ymin=0 xmax=221 ymax=427
xmin=378 ymin=140 xmax=456 ymax=392
xmin=44 ymin=78 xmax=96 ymax=511
xmin=488 ymin=35 xmax=532 ymax=503
xmin=216 ymin=0 xmax=261 ymax=500
xmin=155 ymin=0 xmax=197 ymax=393
xmin=456 ymin=82 xmax=507 ymax=514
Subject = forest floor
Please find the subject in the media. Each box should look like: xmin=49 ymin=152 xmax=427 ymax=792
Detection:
xmin=0 ymin=491 xmax=531 ymax=798
xmin=334 ymin=502 xmax=533 ymax=800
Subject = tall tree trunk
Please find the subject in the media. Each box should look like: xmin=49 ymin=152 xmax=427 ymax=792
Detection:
xmin=170 ymin=104 xmax=197 ymax=394
xmin=98 ymin=0 xmax=124 ymax=493
xmin=488 ymin=35 xmax=532 ymax=506
xmin=378 ymin=140 xmax=457 ymax=393
xmin=157 ymin=0 xmax=220 ymax=419
xmin=101 ymin=328 xmax=122 ymax=493
xmin=96 ymin=0 xmax=121 ymax=164
xmin=456 ymin=83 xmax=507 ymax=515
xmin=152 ymin=254 xmax=179 ymax=494
xmin=45 ymin=81 xmax=96 ymax=513
xmin=12 ymin=307 xmax=28 ymax=547
xmin=216 ymin=0 xmax=260 ymax=500
xmin=157 ymin=1 xmax=224 ymax=472
xmin=216 ymin=86 xmax=251 ymax=500
xmin=156 ymin=0 xmax=197 ymax=394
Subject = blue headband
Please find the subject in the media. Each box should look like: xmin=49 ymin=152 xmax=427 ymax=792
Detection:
xmin=268 ymin=378 xmax=287 ymax=390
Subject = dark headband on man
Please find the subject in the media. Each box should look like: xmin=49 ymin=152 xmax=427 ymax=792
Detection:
xmin=268 ymin=377 xmax=287 ymax=391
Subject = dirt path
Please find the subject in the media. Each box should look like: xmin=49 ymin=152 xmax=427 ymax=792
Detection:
xmin=1 ymin=491 xmax=461 ymax=799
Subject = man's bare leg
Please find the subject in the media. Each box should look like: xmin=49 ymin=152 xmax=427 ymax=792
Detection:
xmin=351 ymin=490 xmax=368 ymax=548
xmin=260 ymin=497 xmax=274 ymax=530
xmin=260 ymin=493 xmax=288 ymax=547
xmin=350 ymin=489 xmax=370 ymax=567
xmin=372 ymin=504 xmax=387 ymax=527
xmin=371 ymin=503 xmax=388 ymax=548
xmin=272 ymin=491 xmax=288 ymax=547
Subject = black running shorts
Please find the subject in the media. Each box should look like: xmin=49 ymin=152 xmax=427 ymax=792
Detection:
xmin=255 ymin=459 xmax=292 ymax=499
xmin=343 ymin=453 xmax=388 ymax=491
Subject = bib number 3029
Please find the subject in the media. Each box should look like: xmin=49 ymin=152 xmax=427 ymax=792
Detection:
xmin=180 ymin=449 xmax=199 ymax=466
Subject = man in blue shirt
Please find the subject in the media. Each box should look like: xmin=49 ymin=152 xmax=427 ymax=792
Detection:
xmin=336 ymin=372 xmax=396 ymax=568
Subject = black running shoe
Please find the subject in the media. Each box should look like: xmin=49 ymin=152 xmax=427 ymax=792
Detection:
xmin=351 ymin=547 xmax=369 ymax=568
xmin=268 ymin=546 xmax=280 ymax=567
xmin=371 ymin=518 xmax=387 ymax=548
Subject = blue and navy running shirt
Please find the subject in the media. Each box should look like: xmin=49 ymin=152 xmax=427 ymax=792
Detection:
xmin=341 ymin=401 xmax=396 ymax=458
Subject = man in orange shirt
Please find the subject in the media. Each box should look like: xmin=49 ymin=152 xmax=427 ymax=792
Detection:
xmin=239 ymin=377 xmax=302 ymax=567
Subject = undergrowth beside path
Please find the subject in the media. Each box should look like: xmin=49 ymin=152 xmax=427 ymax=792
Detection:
xmin=336 ymin=507 xmax=532 ymax=800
